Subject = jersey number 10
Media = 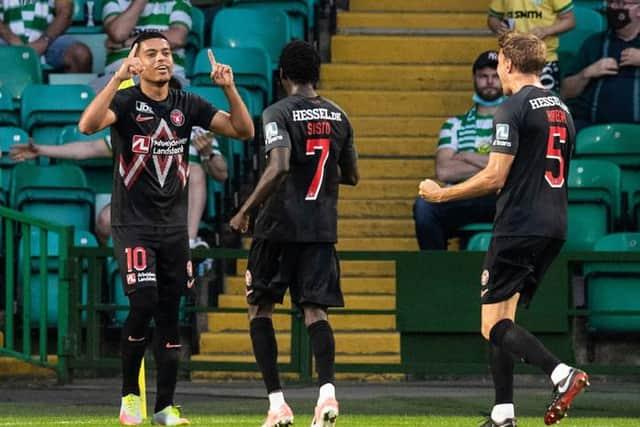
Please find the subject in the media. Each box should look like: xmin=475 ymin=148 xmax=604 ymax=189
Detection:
xmin=305 ymin=138 xmax=330 ymax=200
xmin=545 ymin=125 xmax=567 ymax=188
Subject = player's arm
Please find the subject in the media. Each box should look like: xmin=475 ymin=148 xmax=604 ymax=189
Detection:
xmin=338 ymin=128 xmax=359 ymax=185
xmin=205 ymin=49 xmax=254 ymax=140
xmin=10 ymin=139 xmax=111 ymax=161
xmin=229 ymin=146 xmax=290 ymax=232
xmin=78 ymin=44 xmax=143 ymax=134
xmin=455 ymin=151 xmax=489 ymax=169
xmin=436 ymin=148 xmax=484 ymax=183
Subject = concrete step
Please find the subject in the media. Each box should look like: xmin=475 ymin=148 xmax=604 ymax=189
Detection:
xmin=339 ymin=199 xmax=414 ymax=218
xmin=354 ymin=137 xmax=438 ymax=157
xmin=340 ymin=179 xmax=418 ymax=200
xmin=207 ymin=312 xmax=396 ymax=332
xmin=225 ymin=276 xmax=395 ymax=295
xmin=350 ymin=0 xmax=487 ymax=13
xmin=351 ymin=116 xmax=446 ymax=137
xmin=192 ymin=353 xmax=401 ymax=364
xmin=199 ymin=331 xmax=400 ymax=354
xmin=338 ymin=237 xmax=418 ymax=251
xmin=331 ymin=35 xmax=496 ymax=64
xmin=218 ymin=294 xmax=396 ymax=310
xmin=321 ymin=89 xmax=470 ymax=117
xmin=338 ymin=218 xmax=414 ymax=237
xmin=358 ymin=158 xmax=434 ymax=179
xmin=338 ymin=12 xmax=486 ymax=31
xmin=236 ymin=259 xmax=396 ymax=277
xmin=321 ymin=64 xmax=473 ymax=91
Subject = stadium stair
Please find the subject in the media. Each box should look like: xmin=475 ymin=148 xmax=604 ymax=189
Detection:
xmin=192 ymin=0 xmax=496 ymax=380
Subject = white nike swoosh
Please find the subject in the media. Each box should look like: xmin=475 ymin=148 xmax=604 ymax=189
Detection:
xmin=165 ymin=343 xmax=182 ymax=349
xmin=127 ymin=336 xmax=145 ymax=342
xmin=136 ymin=114 xmax=154 ymax=122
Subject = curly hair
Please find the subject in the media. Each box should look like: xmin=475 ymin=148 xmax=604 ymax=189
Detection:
xmin=279 ymin=40 xmax=321 ymax=85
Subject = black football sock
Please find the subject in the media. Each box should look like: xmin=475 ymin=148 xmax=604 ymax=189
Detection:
xmin=307 ymin=320 xmax=336 ymax=386
xmin=489 ymin=342 xmax=514 ymax=405
xmin=154 ymin=346 xmax=180 ymax=413
xmin=490 ymin=319 xmax=560 ymax=376
xmin=250 ymin=317 xmax=281 ymax=393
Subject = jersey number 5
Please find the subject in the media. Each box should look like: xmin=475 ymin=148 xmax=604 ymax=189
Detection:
xmin=305 ymin=138 xmax=330 ymax=200
xmin=545 ymin=125 xmax=567 ymax=188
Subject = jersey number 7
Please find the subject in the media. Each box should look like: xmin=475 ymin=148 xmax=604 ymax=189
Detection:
xmin=545 ymin=125 xmax=567 ymax=188
xmin=305 ymin=138 xmax=330 ymax=200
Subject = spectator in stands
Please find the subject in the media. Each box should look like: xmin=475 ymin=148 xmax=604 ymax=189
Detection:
xmin=561 ymin=0 xmax=640 ymax=130
xmin=413 ymin=51 xmax=503 ymax=250
xmin=0 ymin=0 xmax=92 ymax=72
xmin=10 ymin=126 xmax=227 ymax=247
xmin=487 ymin=0 xmax=576 ymax=92
xmin=91 ymin=0 xmax=192 ymax=91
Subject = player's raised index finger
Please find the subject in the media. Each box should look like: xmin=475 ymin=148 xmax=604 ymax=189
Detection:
xmin=208 ymin=49 xmax=217 ymax=66
xmin=128 ymin=43 xmax=139 ymax=59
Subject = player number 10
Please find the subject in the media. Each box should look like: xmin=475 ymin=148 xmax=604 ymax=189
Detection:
xmin=125 ymin=246 xmax=147 ymax=272
xmin=305 ymin=138 xmax=330 ymax=200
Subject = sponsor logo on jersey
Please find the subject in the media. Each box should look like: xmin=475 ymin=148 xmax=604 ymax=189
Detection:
xmin=265 ymin=121 xmax=283 ymax=145
xmin=291 ymin=108 xmax=342 ymax=122
xmin=136 ymin=272 xmax=156 ymax=283
xmin=528 ymin=96 xmax=569 ymax=111
xmin=505 ymin=10 xmax=542 ymax=19
xmin=495 ymin=123 xmax=510 ymax=141
xmin=126 ymin=272 xmax=137 ymax=285
xmin=135 ymin=114 xmax=154 ymax=122
xmin=132 ymin=135 xmax=151 ymax=153
xmin=170 ymin=109 xmax=185 ymax=126
xmin=136 ymin=101 xmax=154 ymax=114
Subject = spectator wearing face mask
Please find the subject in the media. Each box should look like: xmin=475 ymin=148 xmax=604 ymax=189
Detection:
xmin=561 ymin=0 xmax=640 ymax=131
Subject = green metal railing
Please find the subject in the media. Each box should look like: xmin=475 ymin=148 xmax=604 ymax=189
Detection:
xmin=0 ymin=206 xmax=74 ymax=382
xmin=3 ymin=203 xmax=640 ymax=382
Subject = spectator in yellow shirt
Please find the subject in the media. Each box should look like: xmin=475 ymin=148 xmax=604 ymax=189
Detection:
xmin=488 ymin=0 xmax=576 ymax=92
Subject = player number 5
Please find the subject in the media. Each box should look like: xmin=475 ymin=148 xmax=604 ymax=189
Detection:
xmin=305 ymin=138 xmax=330 ymax=200
xmin=544 ymin=125 xmax=567 ymax=188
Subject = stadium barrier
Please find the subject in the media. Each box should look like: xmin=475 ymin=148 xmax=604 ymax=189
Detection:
xmin=2 ymin=206 xmax=640 ymax=382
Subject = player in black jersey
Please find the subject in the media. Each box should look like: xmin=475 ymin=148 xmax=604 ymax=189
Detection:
xmin=78 ymin=32 xmax=254 ymax=426
xmin=230 ymin=40 xmax=358 ymax=427
xmin=419 ymin=32 xmax=589 ymax=427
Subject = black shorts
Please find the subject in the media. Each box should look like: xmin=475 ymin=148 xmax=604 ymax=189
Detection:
xmin=245 ymin=239 xmax=344 ymax=308
xmin=480 ymin=236 xmax=564 ymax=306
xmin=112 ymin=226 xmax=191 ymax=296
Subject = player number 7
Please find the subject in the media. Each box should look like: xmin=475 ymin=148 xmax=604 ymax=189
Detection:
xmin=305 ymin=138 xmax=330 ymax=200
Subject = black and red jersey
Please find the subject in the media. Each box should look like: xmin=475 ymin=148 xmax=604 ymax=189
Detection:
xmin=490 ymin=86 xmax=576 ymax=239
xmin=254 ymin=94 xmax=356 ymax=243
xmin=108 ymin=86 xmax=217 ymax=227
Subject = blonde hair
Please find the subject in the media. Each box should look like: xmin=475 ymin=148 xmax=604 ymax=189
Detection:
xmin=499 ymin=31 xmax=546 ymax=75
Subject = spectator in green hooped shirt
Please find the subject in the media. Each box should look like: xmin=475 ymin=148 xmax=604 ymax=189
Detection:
xmin=91 ymin=0 xmax=192 ymax=92
xmin=413 ymin=51 xmax=504 ymax=250
xmin=0 ymin=0 xmax=92 ymax=72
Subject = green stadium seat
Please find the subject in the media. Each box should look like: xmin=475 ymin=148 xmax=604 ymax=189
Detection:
xmin=558 ymin=6 xmax=606 ymax=75
xmin=466 ymin=232 xmax=492 ymax=251
xmin=10 ymin=163 xmax=95 ymax=231
xmin=191 ymin=47 xmax=272 ymax=110
xmin=231 ymin=0 xmax=310 ymax=40
xmin=574 ymin=0 xmax=605 ymax=12
xmin=48 ymin=73 xmax=99 ymax=86
xmin=20 ymin=84 xmax=95 ymax=146
xmin=210 ymin=7 xmax=292 ymax=71
xmin=575 ymin=123 xmax=640 ymax=224
xmin=0 ymin=127 xmax=30 ymax=200
xmin=565 ymin=160 xmax=622 ymax=251
xmin=185 ymin=6 xmax=205 ymax=76
xmin=19 ymin=229 xmax=97 ymax=326
xmin=0 ymin=46 xmax=43 ymax=104
xmin=57 ymin=125 xmax=113 ymax=194
xmin=583 ymin=233 xmax=640 ymax=332
xmin=0 ymin=88 xmax=19 ymax=126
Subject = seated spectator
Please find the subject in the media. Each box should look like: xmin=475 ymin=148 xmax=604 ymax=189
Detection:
xmin=413 ymin=51 xmax=503 ymax=250
xmin=10 ymin=126 xmax=227 ymax=247
xmin=561 ymin=0 xmax=640 ymax=131
xmin=91 ymin=0 xmax=192 ymax=92
xmin=0 ymin=0 xmax=92 ymax=72
xmin=488 ymin=0 xmax=576 ymax=92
